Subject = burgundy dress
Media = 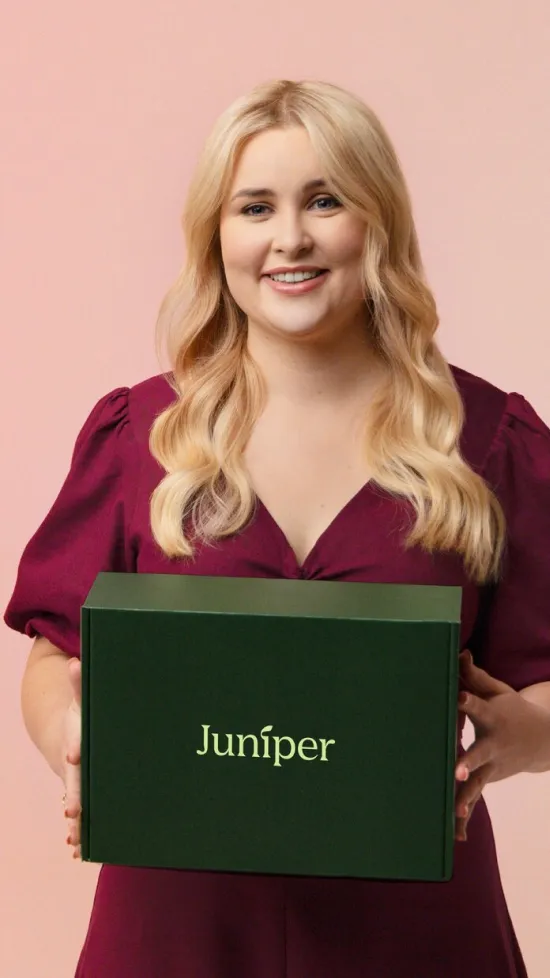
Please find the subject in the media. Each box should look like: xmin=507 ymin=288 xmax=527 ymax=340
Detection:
xmin=5 ymin=364 xmax=550 ymax=978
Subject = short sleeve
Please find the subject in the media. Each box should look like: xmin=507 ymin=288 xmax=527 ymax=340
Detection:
xmin=473 ymin=392 xmax=550 ymax=690
xmin=3 ymin=387 xmax=138 ymax=658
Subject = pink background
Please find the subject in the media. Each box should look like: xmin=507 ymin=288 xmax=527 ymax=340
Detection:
xmin=1 ymin=1 xmax=549 ymax=975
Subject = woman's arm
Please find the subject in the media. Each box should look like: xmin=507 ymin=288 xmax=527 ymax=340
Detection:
xmin=520 ymin=680 xmax=550 ymax=711
xmin=519 ymin=681 xmax=550 ymax=772
xmin=21 ymin=636 xmax=74 ymax=779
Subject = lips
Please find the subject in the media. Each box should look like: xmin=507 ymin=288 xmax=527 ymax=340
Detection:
xmin=268 ymin=270 xmax=324 ymax=284
xmin=263 ymin=266 xmax=327 ymax=282
xmin=262 ymin=269 xmax=330 ymax=295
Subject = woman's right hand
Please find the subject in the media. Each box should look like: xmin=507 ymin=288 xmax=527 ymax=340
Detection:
xmin=63 ymin=657 xmax=82 ymax=858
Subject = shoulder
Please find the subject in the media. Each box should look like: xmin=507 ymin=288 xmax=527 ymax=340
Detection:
xmin=449 ymin=363 xmax=550 ymax=479
xmin=126 ymin=372 xmax=179 ymax=442
xmin=450 ymin=363 xmax=508 ymax=427
xmin=70 ymin=373 xmax=178 ymax=470
xmin=449 ymin=363 xmax=509 ymax=474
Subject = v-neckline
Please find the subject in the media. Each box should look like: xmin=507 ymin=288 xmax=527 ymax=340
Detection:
xmin=255 ymin=478 xmax=376 ymax=574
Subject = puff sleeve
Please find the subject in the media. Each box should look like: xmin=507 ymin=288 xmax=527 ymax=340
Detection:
xmin=3 ymin=387 xmax=138 ymax=658
xmin=473 ymin=393 xmax=550 ymax=690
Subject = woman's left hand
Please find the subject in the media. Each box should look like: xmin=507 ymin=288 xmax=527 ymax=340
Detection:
xmin=454 ymin=650 xmax=550 ymax=842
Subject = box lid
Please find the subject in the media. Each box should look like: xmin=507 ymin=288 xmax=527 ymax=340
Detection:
xmin=84 ymin=572 xmax=462 ymax=623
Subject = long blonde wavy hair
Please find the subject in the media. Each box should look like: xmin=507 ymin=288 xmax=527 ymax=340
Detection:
xmin=149 ymin=78 xmax=505 ymax=584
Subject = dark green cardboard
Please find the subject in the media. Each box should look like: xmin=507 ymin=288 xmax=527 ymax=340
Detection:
xmin=81 ymin=573 xmax=461 ymax=881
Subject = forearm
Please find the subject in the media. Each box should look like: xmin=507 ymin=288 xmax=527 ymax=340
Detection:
xmin=21 ymin=636 xmax=73 ymax=779
xmin=519 ymin=681 xmax=550 ymax=773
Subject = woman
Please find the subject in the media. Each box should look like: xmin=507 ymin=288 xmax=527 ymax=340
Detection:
xmin=5 ymin=78 xmax=550 ymax=978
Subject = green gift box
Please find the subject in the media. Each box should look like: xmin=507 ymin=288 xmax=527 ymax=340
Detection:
xmin=80 ymin=573 xmax=461 ymax=881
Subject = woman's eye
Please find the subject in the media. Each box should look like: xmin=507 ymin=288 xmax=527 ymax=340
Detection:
xmin=241 ymin=196 xmax=341 ymax=217
xmin=242 ymin=203 xmax=270 ymax=217
xmin=310 ymin=195 xmax=342 ymax=211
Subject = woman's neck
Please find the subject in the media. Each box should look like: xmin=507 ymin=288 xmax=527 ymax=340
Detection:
xmin=246 ymin=320 xmax=383 ymax=410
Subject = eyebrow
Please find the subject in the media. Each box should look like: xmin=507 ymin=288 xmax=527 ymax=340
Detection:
xmin=230 ymin=178 xmax=328 ymax=203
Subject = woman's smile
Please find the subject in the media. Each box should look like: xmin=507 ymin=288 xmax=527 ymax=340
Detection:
xmin=262 ymin=266 xmax=330 ymax=295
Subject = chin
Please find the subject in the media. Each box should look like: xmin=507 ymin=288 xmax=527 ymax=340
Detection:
xmin=254 ymin=305 xmax=332 ymax=337
xmin=264 ymin=318 xmax=329 ymax=339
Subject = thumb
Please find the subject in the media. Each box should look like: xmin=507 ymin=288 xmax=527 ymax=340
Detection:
xmin=68 ymin=657 xmax=82 ymax=709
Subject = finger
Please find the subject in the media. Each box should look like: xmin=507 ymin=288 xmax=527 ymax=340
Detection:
xmin=457 ymin=691 xmax=493 ymax=730
xmin=454 ymin=813 xmax=468 ymax=842
xmin=65 ymin=708 xmax=81 ymax=770
xmin=458 ymin=652 xmax=478 ymax=694
xmin=65 ymin=717 xmax=81 ymax=766
xmin=455 ymin=732 xmax=494 ymax=780
xmin=459 ymin=675 xmax=476 ymax=695
xmin=65 ymin=806 xmax=81 ymax=849
xmin=459 ymin=651 xmax=512 ymax=697
xmin=68 ymin=658 xmax=82 ymax=708
xmin=455 ymin=765 xmax=491 ymax=816
xmin=65 ymin=802 xmax=81 ymax=847
xmin=461 ymin=785 xmax=485 ymax=836
xmin=455 ymin=795 xmax=481 ymax=842
xmin=455 ymin=779 xmax=488 ymax=842
xmin=464 ymin=791 xmax=483 ymax=831
xmin=66 ymin=817 xmax=81 ymax=848
xmin=64 ymin=751 xmax=81 ymax=822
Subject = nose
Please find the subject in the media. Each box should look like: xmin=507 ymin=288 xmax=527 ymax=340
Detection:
xmin=272 ymin=207 xmax=313 ymax=257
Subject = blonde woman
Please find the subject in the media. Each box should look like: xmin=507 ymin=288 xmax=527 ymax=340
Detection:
xmin=5 ymin=79 xmax=550 ymax=978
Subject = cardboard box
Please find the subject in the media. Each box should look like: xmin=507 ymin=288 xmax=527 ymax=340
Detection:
xmin=81 ymin=573 xmax=461 ymax=881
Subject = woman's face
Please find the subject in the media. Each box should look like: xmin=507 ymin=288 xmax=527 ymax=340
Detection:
xmin=219 ymin=126 xmax=367 ymax=342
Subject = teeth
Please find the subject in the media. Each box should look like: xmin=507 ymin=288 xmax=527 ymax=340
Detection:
xmin=269 ymin=270 xmax=323 ymax=283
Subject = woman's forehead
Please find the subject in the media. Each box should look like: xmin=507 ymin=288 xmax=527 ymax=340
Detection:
xmin=228 ymin=127 xmax=325 ymax=195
